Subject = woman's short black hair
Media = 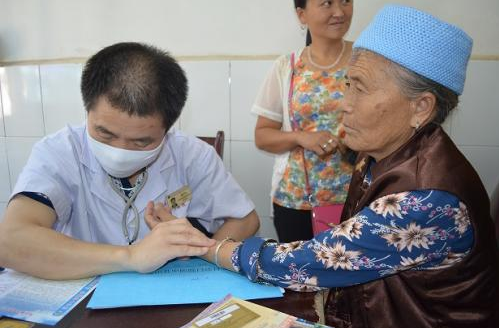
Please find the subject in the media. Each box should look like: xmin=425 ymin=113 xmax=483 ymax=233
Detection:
xmin=293 ymin=0 xmax=307 ymax=8
xmin=81 ymin=42 xmax=188 ymax=130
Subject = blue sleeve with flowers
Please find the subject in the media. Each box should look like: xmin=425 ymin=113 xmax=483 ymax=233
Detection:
xmin=234 ymin=190 xmax=473 ymax=291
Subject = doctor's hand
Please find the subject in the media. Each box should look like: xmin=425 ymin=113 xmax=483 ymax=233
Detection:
xmin=144 ymin=201 xmax=176 ymax=229
xmin=126 ymin=202 xmax=216 ymax=273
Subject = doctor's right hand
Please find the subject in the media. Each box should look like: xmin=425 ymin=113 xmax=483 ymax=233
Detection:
xmin=125 ymin=203 xmax=216 ymax=273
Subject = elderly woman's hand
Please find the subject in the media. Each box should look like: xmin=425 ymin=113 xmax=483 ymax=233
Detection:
xmin=297 ymin=131 xmax=343 ymax=156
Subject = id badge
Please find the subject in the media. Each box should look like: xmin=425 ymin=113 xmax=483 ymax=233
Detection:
xmin=166 ymin=185 xmax=192 ymax=209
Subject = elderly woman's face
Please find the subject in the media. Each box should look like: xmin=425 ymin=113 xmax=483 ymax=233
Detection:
xmin=341 ymin=52 xmax=417 ymax=161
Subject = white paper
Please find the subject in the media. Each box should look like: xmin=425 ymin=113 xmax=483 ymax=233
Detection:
xmin=0 ymin=269 xmax=98 ymax=326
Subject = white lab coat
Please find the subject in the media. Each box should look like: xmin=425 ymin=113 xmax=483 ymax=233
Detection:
xmin=11 ymin=125 xmax=255 ymax=245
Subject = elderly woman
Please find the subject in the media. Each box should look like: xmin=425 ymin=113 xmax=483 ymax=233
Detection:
xmin=147 ymin=4 xmax=499 ymax=328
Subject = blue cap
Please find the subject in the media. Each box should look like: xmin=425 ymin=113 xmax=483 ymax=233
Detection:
xmin=353 ymin=4 xmax=473 ymax=95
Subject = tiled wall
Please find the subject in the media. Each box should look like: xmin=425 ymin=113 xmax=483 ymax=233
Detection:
xmin=1 ymin=60 xmax=499 ymax=238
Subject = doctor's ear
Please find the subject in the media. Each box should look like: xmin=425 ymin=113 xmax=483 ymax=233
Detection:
xmin=410 ymin=92 xmax=437 ymax=129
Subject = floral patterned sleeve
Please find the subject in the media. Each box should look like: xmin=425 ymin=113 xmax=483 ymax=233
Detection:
xmin=235 ymin=190 xmax=474 ymax=291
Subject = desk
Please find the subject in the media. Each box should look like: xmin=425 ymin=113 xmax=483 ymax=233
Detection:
xmin=33 ymin=291 xmax=320 ymax=328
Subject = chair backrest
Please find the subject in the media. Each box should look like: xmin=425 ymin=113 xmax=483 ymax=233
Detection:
xmin=197 ymin=130 xmax=224 ymax=159
xmin=491 ymin=181 xmax=499 ymax=246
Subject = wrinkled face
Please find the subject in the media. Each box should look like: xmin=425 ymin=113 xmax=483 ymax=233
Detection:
xmin=297 ymin=0 xmax=353 ymax=41
xmin=341 ymin=52 xmax=417 ymax=161
xmin=87 ymin=96 xmax=166 ymax=151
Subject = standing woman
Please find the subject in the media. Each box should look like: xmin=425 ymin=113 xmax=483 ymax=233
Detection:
xmin=252 ymin=0 xmax=355 ymax=242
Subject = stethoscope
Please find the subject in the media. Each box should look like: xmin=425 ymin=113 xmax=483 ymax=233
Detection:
xmin=108 ymin=170 xmax=149 ymax=245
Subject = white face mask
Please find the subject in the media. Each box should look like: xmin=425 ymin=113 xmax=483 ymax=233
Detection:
xmin=86 ymin=129 xmax=165 ymax=178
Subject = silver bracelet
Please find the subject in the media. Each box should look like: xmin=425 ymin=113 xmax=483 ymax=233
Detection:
xmin=214 ymin=237 xmax=235 ymax=268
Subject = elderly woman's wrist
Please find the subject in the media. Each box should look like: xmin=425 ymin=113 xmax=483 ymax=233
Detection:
xmin=212 ymin=240 xmax=242 ymax=272
xmin=214 ymin=237 xmax=235 ymax=267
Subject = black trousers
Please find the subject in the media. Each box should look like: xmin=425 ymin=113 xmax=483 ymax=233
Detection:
xmin=273 ymin=202 xmax=313 ymax=243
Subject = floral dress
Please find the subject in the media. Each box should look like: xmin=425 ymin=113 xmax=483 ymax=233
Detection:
xmin=273 ymin=57 xmax=354 ymax=209
xmin=231 ymin=163 xmax=474 ymax=290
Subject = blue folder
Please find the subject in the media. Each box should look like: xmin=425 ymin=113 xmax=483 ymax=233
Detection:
xmin=87 ymin=258 xmax=283 ymax=309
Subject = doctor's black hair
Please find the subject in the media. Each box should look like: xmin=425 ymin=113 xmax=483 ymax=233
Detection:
xmin=294 ymin=0 xmax=312 ymax=46
xmin=81 ymin=42 xmax=188 ymax=130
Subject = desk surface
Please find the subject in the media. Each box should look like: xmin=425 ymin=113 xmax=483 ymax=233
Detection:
xmin=34 ymin=291 xmax=319 ymax=328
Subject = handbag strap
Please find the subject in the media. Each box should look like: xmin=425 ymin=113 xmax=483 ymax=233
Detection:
xmin=287 ymin=53 xmax=314 ymax=204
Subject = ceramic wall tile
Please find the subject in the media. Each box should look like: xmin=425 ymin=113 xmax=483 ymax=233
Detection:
xmin=451 ymin=61 xmax=499 ymax=146
xmin=458 ymin=145 xmax=499 ymax=196
xmin=230 ymin=60 xmax=274 ymax=141
xmin=0 ymin=66 xmax=45 ymax=137
xmin=223 ymin=140 xmax=231 ymax=171
xmin=256 ymin=216 xmax=278 ymax=240
xmin=40 ymin=64 xmax=86 ymax=134
xmin=0 ymin=138 xmax=11 ymax=202
xmin=179 ymin=61 xmax=230 ymax=139
xmin=0 ymin=88 xmax=5 ymax=136
xmin=0 ymin=202 xmax=7 ymax=221
xmin=5 ymin=137 xmax=41 ymax=187
xmin=230 ymin=141 xmax=274 ymax=218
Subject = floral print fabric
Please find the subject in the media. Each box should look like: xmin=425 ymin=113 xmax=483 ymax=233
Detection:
xmin=234 ymin=187 xmax=474 ymax=290
xmin=273 ymin=58 xmax=353 ymax=209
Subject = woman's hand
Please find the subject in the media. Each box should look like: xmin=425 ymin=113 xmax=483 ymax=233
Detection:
xmin=297 ymin=131 xmax=344 ymax=156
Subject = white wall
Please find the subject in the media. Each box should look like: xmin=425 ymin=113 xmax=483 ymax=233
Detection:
xmin=0 ymin=0 xmax=498 ymax=62
xmin=1 ymin=59 xmax=499 ymax=237
xmin=0 ymin=1 xmax=498 ymax=236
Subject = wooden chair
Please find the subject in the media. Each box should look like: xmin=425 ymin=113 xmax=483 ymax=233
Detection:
xmin=197 ymin=130 xmax=225 ymax=159
xmin=491 ymin=182 xmax=499 ymax=246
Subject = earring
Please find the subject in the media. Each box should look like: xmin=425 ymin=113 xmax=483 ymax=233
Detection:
xmin=415 ymin=121 xmax=420 ymax=130
xmin=300 ymin=24 xmax=307 ymax=31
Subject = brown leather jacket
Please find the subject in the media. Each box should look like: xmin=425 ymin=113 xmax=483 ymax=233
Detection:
xmin=325 ymin=124 xmax=499 ymax=328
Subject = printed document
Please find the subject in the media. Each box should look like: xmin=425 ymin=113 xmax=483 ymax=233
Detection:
xmin=0 ymin=269 xmax=98 ymax=326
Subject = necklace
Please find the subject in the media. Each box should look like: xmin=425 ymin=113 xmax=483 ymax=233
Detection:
xmin=307 ymin=40 xmax=345 ymax=71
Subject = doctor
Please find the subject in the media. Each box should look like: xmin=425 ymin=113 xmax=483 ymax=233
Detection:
xmin=0 ymin=42 xmax=260 ymax=280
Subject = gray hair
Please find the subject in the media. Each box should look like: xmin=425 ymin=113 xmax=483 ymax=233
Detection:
xmin=351 ymin=49 xmax=459 ymax=125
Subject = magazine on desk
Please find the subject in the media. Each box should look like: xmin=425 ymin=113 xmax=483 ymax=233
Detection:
xmin=182 ymin=294 xmax=334 ymax=328
xmin=0 ymin=269 xmax=98 ymax=326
